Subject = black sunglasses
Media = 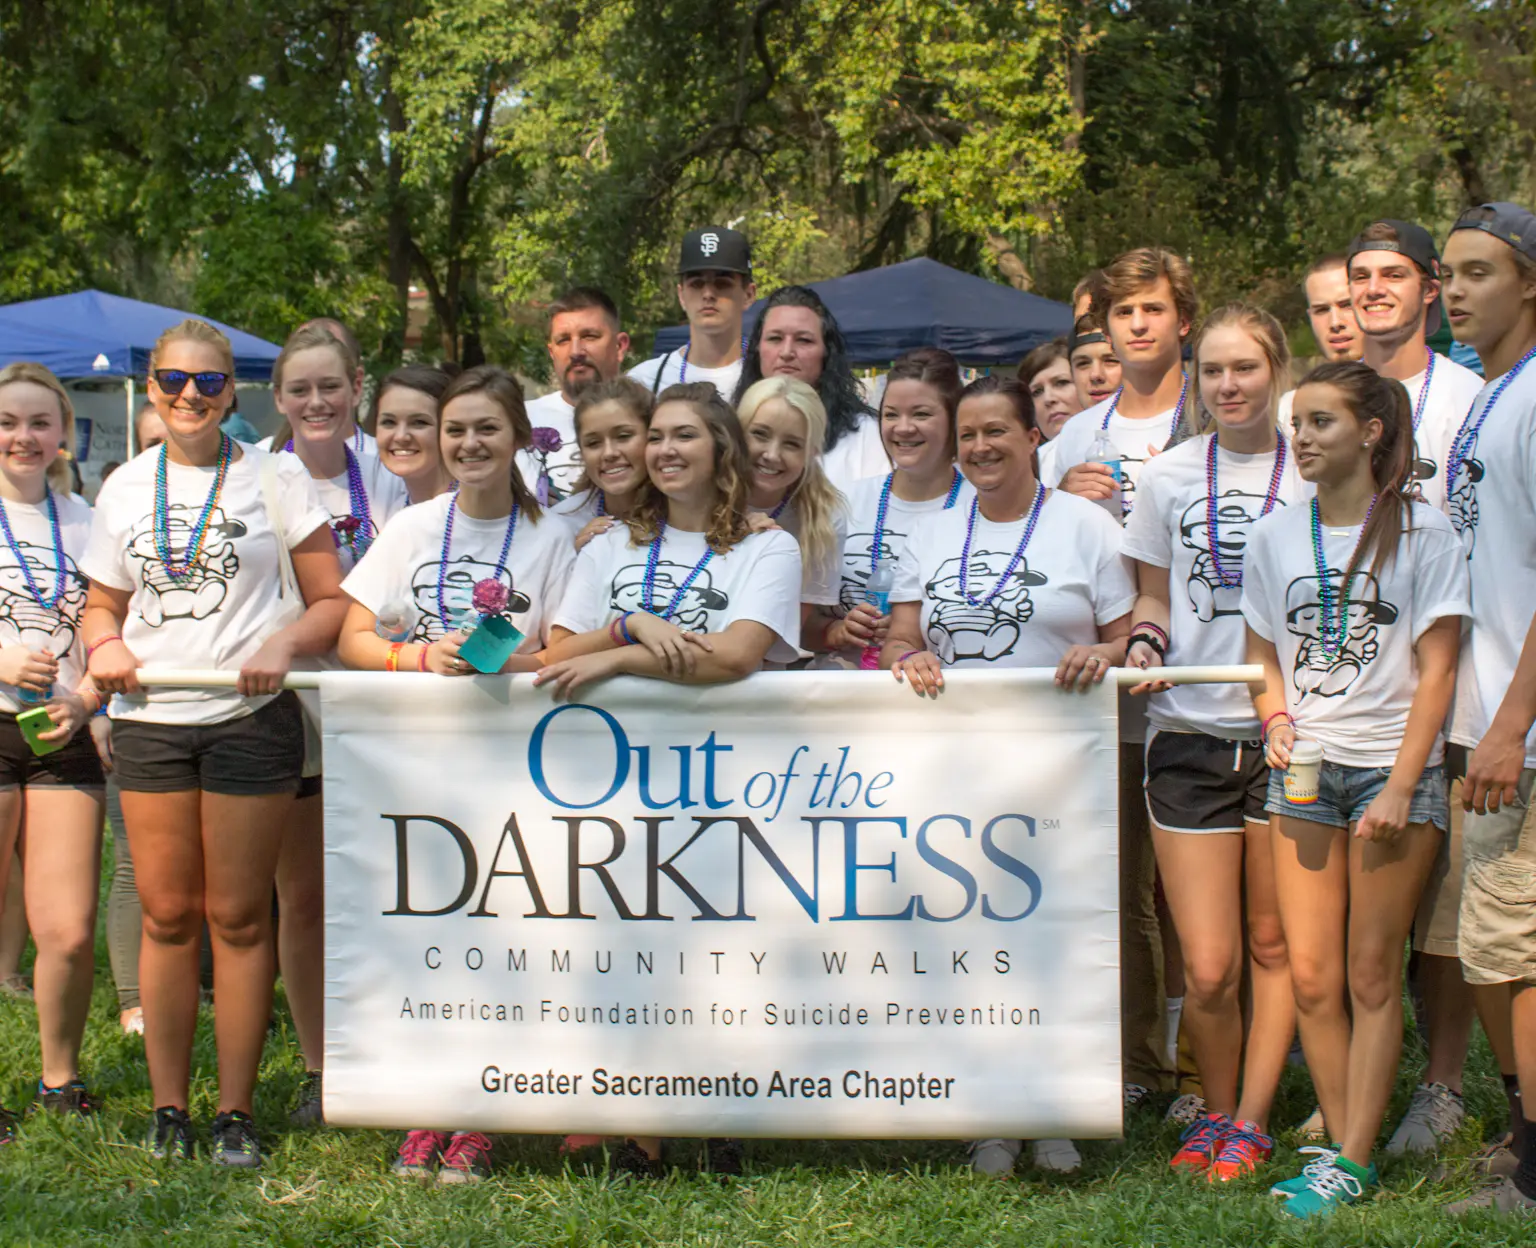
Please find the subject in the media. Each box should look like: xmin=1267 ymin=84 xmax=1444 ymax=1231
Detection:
xmin=152 ymin=369 xmax=231 ymax=398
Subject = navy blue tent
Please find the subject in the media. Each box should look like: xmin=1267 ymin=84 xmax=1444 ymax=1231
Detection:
xmin=652 ymin=257 xmax=1073 ymax=365
xmin=0 ymin=289 xmax=281 ymax=380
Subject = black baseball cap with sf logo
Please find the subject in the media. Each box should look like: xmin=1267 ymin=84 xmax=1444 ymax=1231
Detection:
xmin=678 ymin=226 xmax=752 ymax=277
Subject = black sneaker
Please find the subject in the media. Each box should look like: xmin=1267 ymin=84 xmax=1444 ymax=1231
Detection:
xmin=0 ymin=1106 xmax=17 ymax=1145
xmin=289 ymin=1070 xmax=323 ymax=1127
xmin=210 ymin=1110 xmax=262 ymax=1169
xmin=704 ymin=1137 xmax=744 ymax=1177
xmin=149 ymin=1106 xmax=195 ymax=1161
xmin=38 ymin=1080 xmax=97 ymax=1118
xmin=608 ymin=1138 xmax=664 ymax=1184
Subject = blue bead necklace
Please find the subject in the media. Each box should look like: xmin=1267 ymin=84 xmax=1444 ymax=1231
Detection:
xmin=870 ymin=468 xmax=963 ymax=575
xmin=1447 ymin=342 xmax=1536 ymax=490
xmin=641 ymin=522 xmax=715 ymax=622
xmin=437 ymin=497 xmax=518 ymax=630
xmin=1309 ymin=494 xmax=1377 ymax=660
xmin=154 ymin=435 xmax=232 ymax=580
xmin=284 ymin=436 xmax=376 ymax=555
xmin=958 ymin=484 xmax=1047 ymax=607
xmin=1205 ymin=435 xmax=1287 ymax=589
xmin=0 ymin=487 xmax=66 ymax=609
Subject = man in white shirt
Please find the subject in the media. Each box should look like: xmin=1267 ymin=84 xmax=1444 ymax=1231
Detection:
xmin=518 ymin=287 xmax=630 ymax=502
xmin=628 ymin=226 xmax=757 ymax=402
xmin=1277 ymin=255 xmax=1366 ymax=429
xmin=1441 ymin=202 xmax=1536 ymax=1218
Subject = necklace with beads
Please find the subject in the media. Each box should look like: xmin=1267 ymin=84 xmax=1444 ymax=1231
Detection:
xmin=1206 ymin=435 xmax=1287 ymax=588
xmin=437 ymin=497 xmax=518 ymax=630
xmin=641 ymin=522 xmax=715 ymax=622
xmin=1101 ymin=372 xmax=1190 ymax=431
xmin=1447 ymin=343 xmax=1536 ymax=490
xmin=679 ymin=337 xmax=749 ymax=385
xmin=0 ymin=488 xmax=67 ymax=609
xmin=284 ymin=435 xmax=376 ymax=555
xmin=1309 ymin=494 xmax=1378 ymax=660
xmin=958 ymin=485 xmax=1047 ymax=607
xmin=1411 ymin=346 xmax=1435 ymax=432
xmin=870 ymin=468 xmax=963 ymax=574
xmin=154 ymin=435 xmax=233 ymax=580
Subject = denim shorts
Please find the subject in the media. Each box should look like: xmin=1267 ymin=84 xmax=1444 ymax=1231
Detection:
xmin=1264 ymin=760 xmax=1449 ymax=832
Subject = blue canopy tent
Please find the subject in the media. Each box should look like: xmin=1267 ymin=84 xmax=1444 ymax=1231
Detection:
xmin=652 ymin=257 xmax=1073 ymax=365
xmin=0 ymin=290 xmax=282 ymax=480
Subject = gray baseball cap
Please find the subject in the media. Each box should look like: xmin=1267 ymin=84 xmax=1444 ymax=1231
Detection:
xmin=1450 ymin=202 xmax=1536 ymax=262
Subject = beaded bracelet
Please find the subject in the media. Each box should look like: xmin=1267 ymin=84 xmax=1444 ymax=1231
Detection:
xmin=896 ymin=649 xmax=921 ymax=665
xmin=608 ymin=617 xmax=625 ymax=647
xmin=1131 ymin=621 xmax=1169 ymax=648
xmin=1128 ymin=631 xmax=1167 ymax=659
xmin=618 ymin=613 xmax=635 ymax=645
xmin=86 ymin=634 xmax=122 ymax=660
xmin=385 ymin=642 xmax=404 ymax=673
xmin=1262 ymin=711 xmax=1294 ymax=741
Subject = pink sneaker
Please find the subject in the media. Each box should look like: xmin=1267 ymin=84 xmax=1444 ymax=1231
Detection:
xmin=391 ymin=1129 xmax=448 ymax=1178
xmin=438 ymin=1131 xmax=494 ymax=1184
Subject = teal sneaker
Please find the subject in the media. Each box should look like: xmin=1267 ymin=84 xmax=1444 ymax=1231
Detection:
xmin=1282 ymin=1157 xmax=1377 ymax=1219
xmin=1270 ymin=1145 xmax=1339 ymax=1197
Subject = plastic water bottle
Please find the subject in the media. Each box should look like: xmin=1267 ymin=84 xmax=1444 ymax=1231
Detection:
xmin=1086 ymin=430 xmax=1124 ymax=519
xmin=375 ymin=602 xmax=412 ymax=643
xmin=16 ymin=683 xmax=47 ymax=706
xmin=858 ymin=561 xmax=895 ymax=670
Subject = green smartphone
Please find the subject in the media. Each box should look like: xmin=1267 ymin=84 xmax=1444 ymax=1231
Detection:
xmin=17 ymin=705 xmax=64 ymax=757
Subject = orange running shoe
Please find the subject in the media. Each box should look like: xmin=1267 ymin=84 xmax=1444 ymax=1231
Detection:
xmin=1208 ymin=1120 xmax=1274 ymax=1182
xmin=1169 ymin=1112 xmax=1231 ymax=1173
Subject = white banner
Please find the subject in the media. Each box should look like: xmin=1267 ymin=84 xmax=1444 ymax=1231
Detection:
xmin=321 ymin=670 xmax=1121 ymax=1138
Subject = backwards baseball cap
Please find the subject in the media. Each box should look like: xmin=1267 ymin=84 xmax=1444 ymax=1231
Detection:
xmin=1346 ymin=219 xmax=1442 ymax=333
xmin=1450 ymin=202 xmax=1536 ymax=263
xmin=678 ymin=226 xmax=752 ymax=277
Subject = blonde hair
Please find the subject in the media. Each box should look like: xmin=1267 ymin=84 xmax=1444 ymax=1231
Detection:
xmin=0 ymin=362 xmax=78 ymax=493
xmin=736 ymin=376 xmax=844 ymax=585
xmin=149 ymin=319 xmax=235 ymax=374
xmin=1191 ymin=304 xmax=1292 ymax=434
xmin=272 ymin=323 xmax=361 ymax=446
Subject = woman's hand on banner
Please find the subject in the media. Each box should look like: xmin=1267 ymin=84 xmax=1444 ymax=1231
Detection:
xmin=625 ymin=613 xmax=712 ymax=677
xmin=237 ymin=636 xmax=296 ymax=697
xmin=88 ymin=638 xmax=142 ymax=696
xmin=533 ymin=649 xmax=621 ymax=700
xmin=1056 ymin=645 xmax=1116 ymax=692
xmin=892 ymin=650 xmax=943 ymax=698
xmin=426 ymin=633 xmax=472 ymax=677
xmin=1126 ymin=640 xmax=1170 ymax=696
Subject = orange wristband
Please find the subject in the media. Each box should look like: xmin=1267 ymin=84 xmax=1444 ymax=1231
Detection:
xmin=385 ymin=642 xmax=404 ymax=672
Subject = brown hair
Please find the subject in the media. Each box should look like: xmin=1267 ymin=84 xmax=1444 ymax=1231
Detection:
xmin=570 ymin=377 xmax=654 ymax=498
xmin=1019 ymin=337 xmax=1069 ymax=387
xmin=1072 ymin=269 xmax=1106 ymax=316
xmin=885 ymin=348 xmax=963 ymax=420
xmin=0 ymin=362 xmax=78 ymax=492
xmin=438 ymin=365 xmax=543 ymax=522
xmin=1191 ymin=304 xmax=1292 ymax=433
xmin=1090 ymin=247 xmax=1199 ymax=336
xmin=148 ymin=319 xmax=235 ymax=375
xmin=1296 ymin=361 xmax=1414 ymax=579
xmin=369 ymin=365 xmax=453 ymax=430
xmin=1304 ymin=252 xmax=1349 ymax=283
xmin=959 ymin=373 xmax=1039 ymax=476
xmin=273 ymin=323 xmax=359 ymax=391
xmin=626 ymin=382 xmax=751 ymax=554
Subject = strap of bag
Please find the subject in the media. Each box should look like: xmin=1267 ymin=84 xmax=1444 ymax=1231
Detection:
xmin=260 ymin=454 xmax=303 ymax=607
xmin=650 ymin=351 xmax=675 ymax=397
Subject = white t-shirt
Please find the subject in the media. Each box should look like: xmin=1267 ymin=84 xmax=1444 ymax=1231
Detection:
xmin=553 ymin=524 xmax=803 ymax=667
xmin=1042 ymin=392 xmax=1181 ymax=518
xmin=281 ymin=448 xmax=409 ymax=578
xmin=891 ymin=489 xmax=1136 ymax=668
xmin=342 ymin=494 xmax=575 ymax=649
xmin=1037 ymin=438 xmax=1062 ymax=487
xmin=0 ymin=491 xmax=93 ymax=714
xmin=1240 ymin=500 xmax=1469 ymax=768
xmin=515 ymin=390 xmax=584 ymax=503
xmin=549 ymin=489 xmax=604 ymax=536
xmin=82 ymin=447 xmax=331 ymax=725
xmin=1122 ymin=434 xmax=1311 ymax=737
xmin=811 ymin=471 xmax=975 ymax=670
xmin=1446 ymin=359 xmax=1536 ymax=762
xmin=821 ymin=413 xmax=889 ymax=495
xmin=628 ymin=350 xmax=743 ymax=403
xmin=1400 ymin=352 xmax=1484 ymax=512
xmin=751 ymin=498 xmax=847 ymax=607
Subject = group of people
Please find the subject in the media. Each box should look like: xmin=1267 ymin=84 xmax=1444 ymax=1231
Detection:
xmin=0 ymin=206 xmax=1533 ymax=1222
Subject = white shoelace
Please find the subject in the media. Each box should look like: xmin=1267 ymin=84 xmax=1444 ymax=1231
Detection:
xmin=1304 ymin=1162 xmax=1363 ymax=1201
xmin=1296 ymin=1144 xmax=1339 ymax=1177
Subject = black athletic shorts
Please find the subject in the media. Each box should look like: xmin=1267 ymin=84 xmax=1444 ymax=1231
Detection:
xmin=111 ymin=691 xmax=305 ymax=797
xmin=0 ymin=711 xmax=105 ymax=790
xmin=1144 ymin=729 xmax=1268 ymax=834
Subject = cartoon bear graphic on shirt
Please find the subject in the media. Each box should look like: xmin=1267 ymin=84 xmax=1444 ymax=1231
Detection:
xmin=127 ymin=506 xmax=247 ymax=626
xmin=837 ymin=531 xmax=899 ymax=616
xmin=1447 ymin=435 xmax=1483 ymax=554
xmin=924 ymin=552 xmax=1048 ymax=663
xmin=0 ymin=542 xmax=87 ymax=656
xmin=1179 ymin=489 xmax=1275 ymax=622
xmin=610 ymin=561 xmax=728 ymax=634
xmin=410 ymin=554 xmax=532 ymax=641
xmin=1284 ymin=567 xmax=1400 ymax=700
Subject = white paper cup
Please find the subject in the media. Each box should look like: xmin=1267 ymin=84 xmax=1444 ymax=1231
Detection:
xmin=1284 ymin=738 xmax=1324 ymax=805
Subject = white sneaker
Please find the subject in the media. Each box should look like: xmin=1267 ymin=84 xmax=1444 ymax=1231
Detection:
xmin=1387 ymin=1082 xmax=1465 ymax=1154
xmin=967 ymin=1138 xmax=1021 ymax=1176
xmin=1031 ymin=1138 xmax=1082 ymax=1173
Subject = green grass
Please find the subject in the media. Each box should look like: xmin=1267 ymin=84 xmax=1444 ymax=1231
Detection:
xmin=0 ymin=841 xmax=1526 ymax=1246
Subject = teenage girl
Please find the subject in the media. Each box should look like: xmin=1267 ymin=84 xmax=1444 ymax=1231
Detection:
xmin=1241 ymin=362 xmax=1468 ymax=1219
xmin=373 ymin=365 xmax=456 ymax=504
xmin=549 ymin=378 xmax=654 ymax=551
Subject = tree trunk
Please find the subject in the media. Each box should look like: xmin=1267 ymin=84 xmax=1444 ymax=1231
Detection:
xmin=986 ymin=233 xmax=1034 ymax=291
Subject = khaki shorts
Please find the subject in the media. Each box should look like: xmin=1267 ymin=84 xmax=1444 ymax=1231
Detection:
xmin=1459 ymin=768 xmax=1536 ymax=986
xmin=1414 ymin=772 xmax=1466 ymax=956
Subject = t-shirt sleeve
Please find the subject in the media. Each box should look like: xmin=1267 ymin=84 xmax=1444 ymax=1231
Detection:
xmin=533 ymin=524 xmax=579 ymax=644
xmin=1238 ymin=524 xmax=1277 ymax=642
xmin=801 ymin=508 xmax=847 ymax=606
xmin=340 ymin=514 xmax=413 ymax=617
xmin=1120 ymin=461 xmax=1172 ymax=567
xmin=551 ymin=538 xmax=612 ymax=635
xmin=728 ymin=532 xmax=804 ymax=644
xmin=889 ymin=522 xmax=926 ymax=603
xmin=1087 ymin=508 xmax=1137 ymax=624
xmin=1042 ymin=415 xmax=1088 ymax=487
xmin=1409 ymin=512 xmax=1472 ymax=641
xmin=80 ymin=479 xmax=133 ymax=591
xmin=274 ymin=456 xmax=334 ymax=547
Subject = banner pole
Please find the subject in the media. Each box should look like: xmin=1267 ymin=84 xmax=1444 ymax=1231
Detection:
xmin=133 ymin=665 xmax=1262 ymax=692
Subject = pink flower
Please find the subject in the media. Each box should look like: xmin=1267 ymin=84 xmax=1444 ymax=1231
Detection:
xmin=531 ymin=426 xmax=563 ymax=454
xmin=472 ymin=578 xmax=509 ymax=616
